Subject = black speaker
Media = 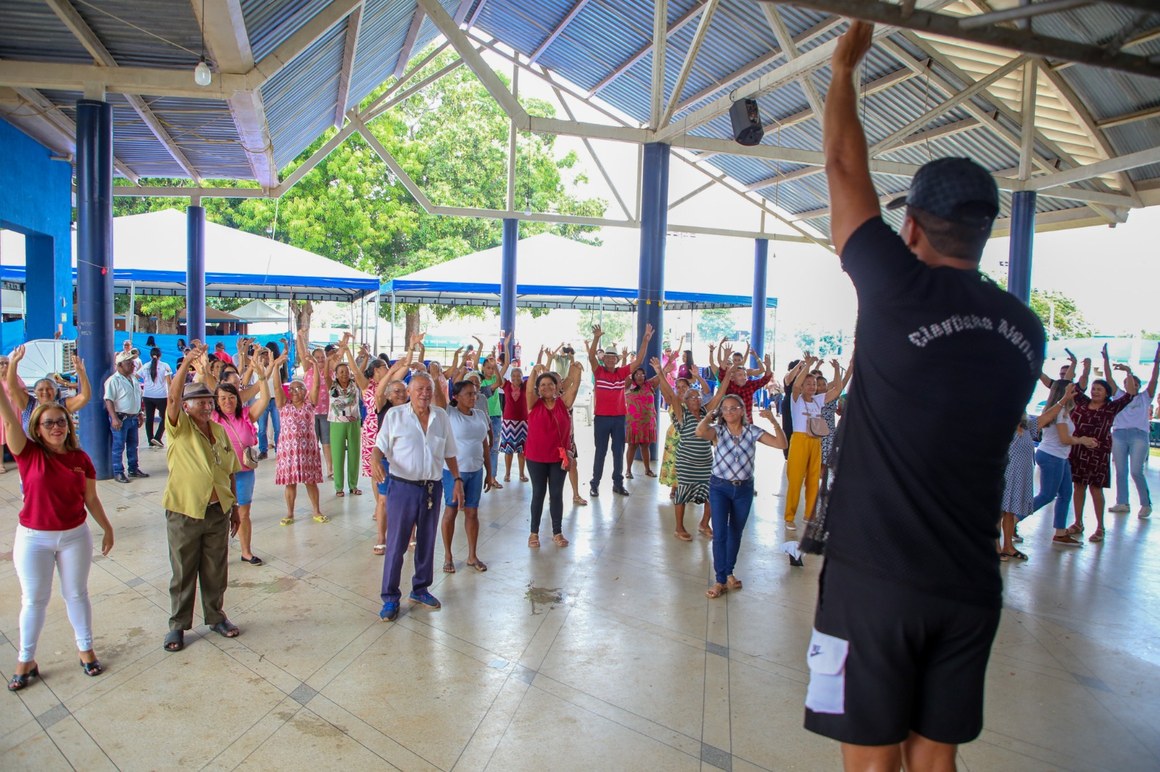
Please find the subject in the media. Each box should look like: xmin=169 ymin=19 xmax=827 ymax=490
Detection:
xmin=730 ymin=98 xmax=764 ymax=146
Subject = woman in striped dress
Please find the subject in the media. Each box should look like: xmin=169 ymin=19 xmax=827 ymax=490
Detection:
xmin=654 ymin=359 xmax=713 ymax=541
xmin=501 ymin=367 xmax=529 ymax=482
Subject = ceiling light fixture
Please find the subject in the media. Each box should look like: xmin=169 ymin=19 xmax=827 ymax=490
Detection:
xmin=193 ymin=0 xmax=211 ymax=86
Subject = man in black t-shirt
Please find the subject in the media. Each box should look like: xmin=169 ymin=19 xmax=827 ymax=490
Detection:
xmin=801 ymin=22 xmax=1045 ymax=770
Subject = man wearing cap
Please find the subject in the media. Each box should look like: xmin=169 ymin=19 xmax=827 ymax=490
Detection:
xmin=585 ymin=323 xmax=653 ymax=498
xmin=159 ymin=345 xmax=242 ymax=652
xmin=800 ymin=21 xmax=1046 ymax=769
xmin=104 ymin=348 xmax=147 ymax=483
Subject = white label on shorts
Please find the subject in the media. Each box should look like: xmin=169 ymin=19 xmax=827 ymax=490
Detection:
xmin=805 ymin=628 xmax=849 ymax=715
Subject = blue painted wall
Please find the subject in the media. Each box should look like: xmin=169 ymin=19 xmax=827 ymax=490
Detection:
xmin=0 ymin=119 xmax=75 ymax=347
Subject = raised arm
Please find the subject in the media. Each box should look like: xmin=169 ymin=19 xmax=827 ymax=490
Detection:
xmin=431 ymin=368 xmax=450 ymax=410
xmin=651 ymin=357 xmax=683 ymax=422
xmin=1148 ymin=344 xmax=1160 ymax=398
xmin=1114 ymin=364 xmax=1139 ymax=396
xmin=561 ymin=362 xmax=583 ymax=408
xmin=824 ymin=358 xmax=846 ymax=403
xmin=0 ymin=363 xmax=27 ymax=455
xmin=307 ymin=358 xmax=320 ymax=405
xmin=64 ymin=354 xmax=92 ymax=412
xmin=246 ymin=357 xmax=272 ymax=422
xmin=168 ymin=343 xmax=202 ymax=424
xmin=344 ymin=343 xmax=370 ymax=391
xmin=527 ymin=364 xmax=545 ymax=412
xmin=1101 ymin=344 xmax=1118 ymax=394
xmin=704 ymin=364 xmax=739 ymax=415
xmin=756 ymin=406 xmax=789 ymax=449
xmin=586 ymin=325 xmax=602 ymax=372
xmin=823 ymin=20 xmax=879 ymax=254
xmin=6 ymin=346 xmax=30 ymax=412
xmin=792 ymin=355 xmax=818 ymax=397
xmin=1077 ymin=358 xmax=1091 ymax=391
xmin=628 ymin=324 xmax=654 ymax=373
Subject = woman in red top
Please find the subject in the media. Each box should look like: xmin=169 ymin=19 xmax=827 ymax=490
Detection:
xmin=525 ymin=362 xmax=582 ymax=548
xmin=0 ymin=381 xmax=113 ymax=691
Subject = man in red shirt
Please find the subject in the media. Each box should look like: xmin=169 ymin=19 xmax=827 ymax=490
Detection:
xmin=585 ymin=323 xmax=653 ymax=497
xmin=724 ymin=352 xmax=774 ymax=417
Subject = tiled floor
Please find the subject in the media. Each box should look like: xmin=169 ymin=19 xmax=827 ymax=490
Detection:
xmin=2 ymin=419 xmax=1160 ymax=771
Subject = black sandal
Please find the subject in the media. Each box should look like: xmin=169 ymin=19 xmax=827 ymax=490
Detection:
xmin=80 ymin=659 xmax=104 ymax=677
xmin=210 ymin=620 xmax=240 ymax=638
xmin=7 ymin=666 xmax=38 ymax=691
xmin=163 ymin=630 xmax=184 ymax=652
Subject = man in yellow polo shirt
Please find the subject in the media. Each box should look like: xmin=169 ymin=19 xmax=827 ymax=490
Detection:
xmin=161 ymin=345 xmax=242 ymax=653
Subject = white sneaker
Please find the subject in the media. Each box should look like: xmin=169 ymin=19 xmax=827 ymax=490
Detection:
xmin=1108 ymin=504 xmax=1130 ymax=513
xmin=1140 ymin=507 xmax=1152 ymax=519
xmin=786 ymin=521 xmax=797 ymax=531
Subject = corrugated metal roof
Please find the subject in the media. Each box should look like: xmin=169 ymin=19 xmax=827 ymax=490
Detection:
xmin=0 ymin=0 xmax=92 ymax=63
xmin=262 ymin=22 xmax=346 ymax=169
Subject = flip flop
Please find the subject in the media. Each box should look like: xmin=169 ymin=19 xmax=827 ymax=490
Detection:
xmin=705 ymin=583 xmax=727 ymax=599
xmin=372 ymin=544 xmax=385 ymax=555
xmin=698 ymin=526 xmax=713 ymax=538
xmin=466 ymin=559 xmax=488 ymax=572
xmin=572 ymin=495 xmax=588 ymax=506
xmin=313 ymin=514 xmax=331 ymax=524
xmin=280 ymin=517 xmax=295 ymax=526
xmin=674 ymin=531 xmax=693 ymax=541
xmin=726 ymin=576 xmax=743 ymax=590
xmin=335 ymin=491 xmax=345 ymax=498
xmin=350 ymin=488 xmax=362 ymax=496
xmin=443 ymin=561 xmax=456 ymax=573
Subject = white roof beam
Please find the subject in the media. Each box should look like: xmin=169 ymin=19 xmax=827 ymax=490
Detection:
xmin=394 ymin=8 xmax=425 ymax=79
xmin=588 ymin=2 xmax=707 ymax=97
xmin=648 ymin=0 xmax=668 ymax=130
xmin=250 ymin=0 xmax=363 ymax=85
xmin=529 ymin=0 xmax=592 ymax=65
xmin=1097 ymin=105 xmax=1160 ymax=130
xmin=416 ymin=0 xmax=528 ymax=126
xmin=201 ymin=0 xmax=278 ymax=187
xmin=334 ymin=6 xmax=363 ymax=127
xmin=1026 ymin=146 xmax=1160 ymax=190
xmin=659 ymin=0 xmax=719 ymax=128
xmin=45 ymin=0 xmax=202 ymax=182
xmin=760 ymin=3 xmax=824 ymax=130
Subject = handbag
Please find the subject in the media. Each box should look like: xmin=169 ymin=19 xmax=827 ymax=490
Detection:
xmin=222 ymin=420 xmax=260 ymax=470
xmin=807 ymin=415 xmax=830 ymax=438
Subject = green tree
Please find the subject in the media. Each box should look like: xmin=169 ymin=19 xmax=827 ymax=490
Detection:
xmin=577 ymin=309 xmax=630 ymax=349
xmin=114 ymin=48 xmax=607 ymax=343
xmin=697 ymin=308 xmax=736 ymax=342
xmin=1028 ymin=290 xmax=1092 ymax=340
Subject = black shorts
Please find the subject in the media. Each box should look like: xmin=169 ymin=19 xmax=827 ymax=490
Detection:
xmin=803 ymin=559 xmax=1000 ymax=746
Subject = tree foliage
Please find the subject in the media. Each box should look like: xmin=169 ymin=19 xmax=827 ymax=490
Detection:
xmin=697 ymin=309 xmax=737 ymax=343
xmin=1027 ymin=289 xmax=1092 ymax=340
xmin=577 ymin=309 xmax=631 ymax=348
xmin=114 ymin=49 xmax=607 ymax=342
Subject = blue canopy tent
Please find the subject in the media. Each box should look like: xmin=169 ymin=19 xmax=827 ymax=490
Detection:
xmin=379 ymin=233 xmax=778 ymax=312
xmin=0 ymin=209 xmax=380 ymax=302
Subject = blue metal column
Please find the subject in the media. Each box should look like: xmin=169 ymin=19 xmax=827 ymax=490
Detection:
xmin=1007 ymin=191 xmax=1035 ymax=304
xmin=639 ymin=143 xmax=670 ymax=458
xmin=25 ymin=234 xmax=63 ymax=339
xmin=75 ymin=99 xmax=114 ymax=479
xmin=751 ymin=239 xmax=769 ymax=358
xmin=187 ymin=205 xmax=206 ymax=340
xmin=500 ymin=218 xmax=518 ymax=361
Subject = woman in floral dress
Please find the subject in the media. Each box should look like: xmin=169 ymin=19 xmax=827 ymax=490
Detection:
xmin=624 ymin=367 xmax=661 ymax=478
xmin=274 ymin=359 xmax=328 ymax=525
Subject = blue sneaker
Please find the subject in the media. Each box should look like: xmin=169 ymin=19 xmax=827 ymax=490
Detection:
xmin=379 ymin=601 xmax=399 ymax=621
xmin=408 ymin=590 xmax=441 ymax=609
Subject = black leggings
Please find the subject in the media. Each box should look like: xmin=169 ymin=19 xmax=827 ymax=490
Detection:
xmin=143 ymin=397 xmax=168 ymax=442
xmin=527 ymin=459 xmax=567 ymax=535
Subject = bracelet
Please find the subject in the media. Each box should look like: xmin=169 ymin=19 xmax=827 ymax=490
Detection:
xmin=454 ymin=477 xmax=463 ymax=483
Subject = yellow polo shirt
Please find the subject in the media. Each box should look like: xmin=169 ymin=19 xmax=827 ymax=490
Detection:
xmin=162 ymin=410 xmax=241 ymax=518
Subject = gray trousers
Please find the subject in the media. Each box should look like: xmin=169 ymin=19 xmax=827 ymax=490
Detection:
xmin=166 ymin=503 xmax=229 ymax=631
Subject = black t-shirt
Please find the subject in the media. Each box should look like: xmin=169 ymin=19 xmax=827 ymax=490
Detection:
xmin=824 ymin=218 xmax=1045 ymax=607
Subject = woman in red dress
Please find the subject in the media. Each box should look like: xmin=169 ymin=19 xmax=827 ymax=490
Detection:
xmin=624 ymin=366 xmax=661 ymax=478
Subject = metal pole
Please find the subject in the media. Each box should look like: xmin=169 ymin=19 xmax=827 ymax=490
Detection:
xmin=638 ymin=142 xmax=670 ymax=460
xmin=186 ymin=206 xmax=206 ymax=340
xmin=76 ymin=98 xmax=115 ymax=478
xmin=372 ymin=291 xmax=380 ymax=354
xmin=500 ymin=218 xmax=518 ymax=360
xmin=751 ymin=239 xmax=769 ymax=359
xmin=1007 ymin=190 xmax=1035 ymax=304
xmin=127 ymin=280 xmax=136 ymax=342
xmin=390 ymin=290 xmax=396 ymax=354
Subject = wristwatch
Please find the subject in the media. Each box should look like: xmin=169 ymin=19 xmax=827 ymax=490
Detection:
xmin=453 ymin=477 xmax=463 ymax=483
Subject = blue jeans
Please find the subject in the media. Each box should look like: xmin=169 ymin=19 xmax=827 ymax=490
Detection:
xmin=489 ymin=415 xmax=502 ymax=479
xmin=110 ymin=414 xmax=140 ymax=475
xmin=1028 ymin=450 xmax=1072 ymax=529
xmin=591 ymin=414 xmax=626 ymax=488
xmin=1111 ymin=428 xmax=1150 ymax=507
xmin=257 ymin=403 xmax=281 ymax=453
xmin=708 ymin=476 xmax=754 ymax=584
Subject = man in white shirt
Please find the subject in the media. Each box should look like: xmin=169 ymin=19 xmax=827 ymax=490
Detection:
xmin=104 ymin=348 xmax=147 ymax=483
xmin=1108 ymin=347 xmax=1160 ymax=518
xmin=371 ymin=372 xmax=465 ymax=621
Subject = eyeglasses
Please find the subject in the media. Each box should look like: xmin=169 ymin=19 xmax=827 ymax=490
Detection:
xmin=721 ymin=405 xmax=744 ymax=412
xmin=40 ymin=418 xmax=69 ymax=429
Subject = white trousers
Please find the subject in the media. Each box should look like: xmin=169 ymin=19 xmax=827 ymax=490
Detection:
xmin=13 ymin=522 xmax=94 ymax=662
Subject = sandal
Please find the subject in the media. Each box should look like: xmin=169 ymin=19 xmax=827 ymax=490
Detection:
xmin=163 ymin=630 xmax=184 ymax=652
xmin=528 ymin=534 xmax=540 ymax=548
xmin=519 ymin=475 xmax=529 ymax=482
xmin=573 ymin=495 xmax=589 ymax=506
xmin=466 ymin=559 xmax=488 ymax=572
xmin=645 ymin=470 xmax=656 ymax=477
xmin=698 ymin=525 xmax=713 ymax=538
xmin=674 ymin=531 xmax=693 ymax=542
xmin=210 ymin=620 xmax=240 ymax=638
xmin=313 ymin=514 xmax=331 ymax=524
xmin=726 ymin=576 xmax=743 ymax=590
xmin=705 ymin=583 xmax=727 ymax=599
xmin=280 ymin=516 xmax=295 ymax=526
xmin=1008 ymin=549 xmax=1029 ymax=561
xmin=80 ymin=658 xmax=105 ymax=677
xmin=503 ymin=475 xmax=511 ymax=482
xmin=372 ymin=544 xmax=386 ymax=555
xmin=1066 ymin=522 xmax=1084 ymax=535
xmin=1089 ymin=528 xmax=1104 ymax=543
xmin=625 ymin=472 xmax=634 ymax=480
xmin=553 ymin=533 xmax=570 ymax=547
xmin=335 ymin=491 xmax=345 ymax=498
xmin=1052 ymin=534 xmax=1082 ymax=546
xmin=443 ymin=560 xmax=456 ymax=574
xmin=998 ymin=552 xmax=1010 ymax=562
xmin=492 ymin=480 xmax=503 ymax=489
xmin=7 ymin=666 xmax=39 ymax=691
xmin=350 ymin=488 xmax=362 ymax=496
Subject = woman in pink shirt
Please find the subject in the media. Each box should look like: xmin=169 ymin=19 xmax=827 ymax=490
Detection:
xmin=525 ymin=362 xmax=582 ymax=548
xmin=0 ymin=376 xmax=113 ymax=691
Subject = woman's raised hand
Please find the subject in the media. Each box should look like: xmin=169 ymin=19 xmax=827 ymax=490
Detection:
xmin=10 ymin=345 xmax=24 ymax=363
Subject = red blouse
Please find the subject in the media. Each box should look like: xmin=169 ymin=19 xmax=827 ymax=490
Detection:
xmin=525 ymin=398 xmax=571 ymax=464
xmin=15 ymin=443 xmax=95 ymax=531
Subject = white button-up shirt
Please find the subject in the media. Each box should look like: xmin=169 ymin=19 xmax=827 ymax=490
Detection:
xmin=103 ymin=371 xmax=142 ymax=413
xmin=375 ymin=403 xmax=458 ymax=481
